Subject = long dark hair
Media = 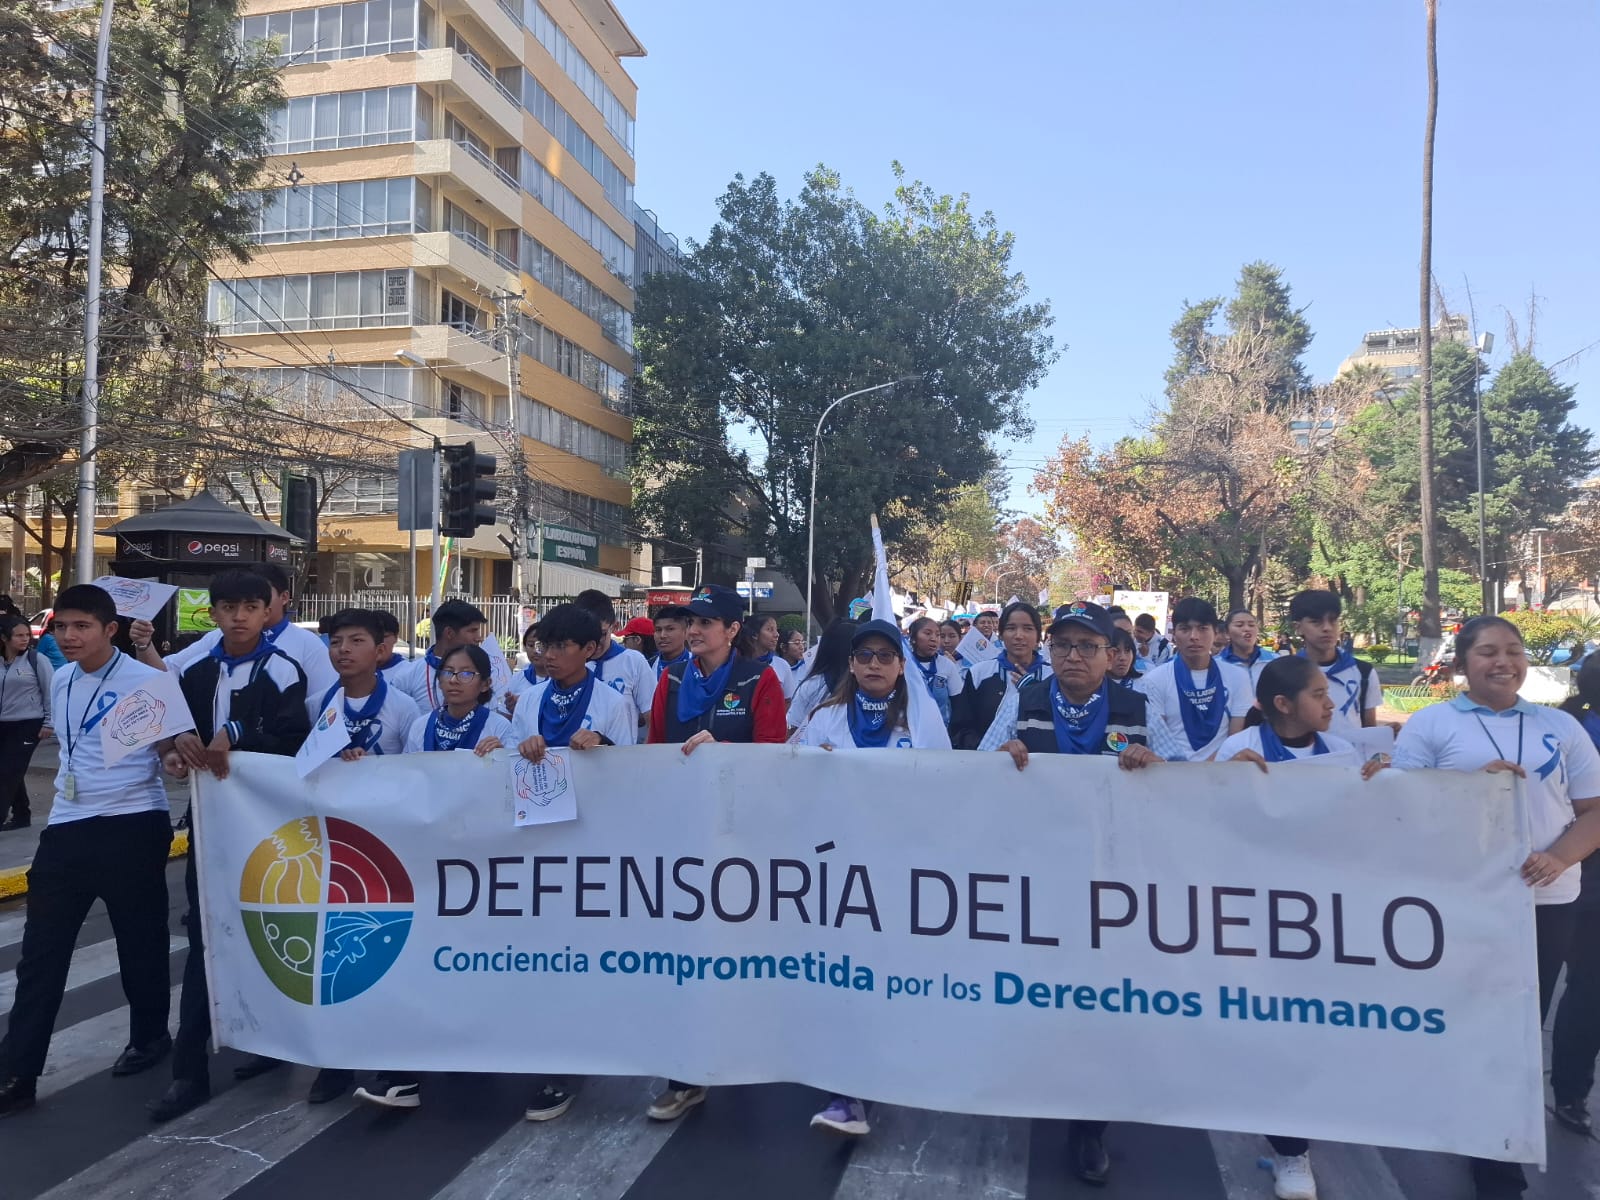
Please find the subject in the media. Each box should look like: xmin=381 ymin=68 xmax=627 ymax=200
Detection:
xmin=1562 ymin=655 xmax=1600 ymax=720
xmin=1455 ymin=615 xmax=1522 ymax=661
xmin=798 ymin=618 xmax=857 ymax=695
xmin=435 ymin=643 xmax=494 ymax=707
xmin=737 ymin=613 xmax=778 ymax=658
xmin=1243 ymin=656 xmax=1322 ymax=731
xmin=817 ymin=633 xmax=909 ymax=731
xmin=0 ymin=615 xmax=29 ymax=659
xmin=907 ymin=616 xmax=937 ymax=659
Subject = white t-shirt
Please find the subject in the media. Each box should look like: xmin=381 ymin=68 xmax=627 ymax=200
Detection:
xmin=1303 ymin=651 xmax=1383 ymax=739
xmin=1214 ymin=726 xmax=1356 ymax=764
xmin=306 ymin=680 xmax=420 ymax=758
xmin=1135 ymin=658 xmax=1254 ymax=761
xmin=167 ymin=619 xmax=337 ymax=700
xmin=402 ymin=707 xmax=515 ymax=753
xmin=509 ymin=676 xmax=639 ymax=748
xmin=589 ymin=642 xmax=655 ymax=718
xmin=795 ymin=702 xmax=916 ymax=750
xmin=1394 ymin=697 xmax=1600 ymax=905
xmin=50 ymin=650 xmax=168 ymax=824
xmin=787 ymin=672 xmax=833 ymax=729
xmin=389 ymin=651 xmax=444 ymax=713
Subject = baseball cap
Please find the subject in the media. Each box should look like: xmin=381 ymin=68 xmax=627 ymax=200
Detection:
xmin=851 ymin=619 xmax=905 ymax=654
xmin=619 ymin=617 xmax=655 ymax=638
xmin=1048 ymin=600 xmax=1113 ymax=641
xmin=686 ymin=584 xmax=745 ymax=623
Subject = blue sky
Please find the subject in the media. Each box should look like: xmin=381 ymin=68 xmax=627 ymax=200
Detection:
xmin=623 ymin=0 xmax=1598 ymax=517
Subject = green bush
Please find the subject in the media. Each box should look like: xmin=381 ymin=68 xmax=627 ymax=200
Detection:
xmin=777 ymin=614 xmax=808 ymax=636
xmin=1366 ymin=643 xmax=1392 ymax=661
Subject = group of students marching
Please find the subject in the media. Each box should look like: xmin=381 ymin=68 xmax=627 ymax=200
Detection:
xmin=2 ymin=567 xmax=1598 ymax=1200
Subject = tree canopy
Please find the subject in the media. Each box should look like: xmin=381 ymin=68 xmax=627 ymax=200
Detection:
xmin=632 ymin=165 xmax=1056 ymax=621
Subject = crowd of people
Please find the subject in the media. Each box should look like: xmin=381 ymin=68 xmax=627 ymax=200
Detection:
xmin=0 ymin=566 xmax=1596 ymax=1200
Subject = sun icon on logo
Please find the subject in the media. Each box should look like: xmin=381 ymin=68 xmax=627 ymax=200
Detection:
xmin=238 ymin=817 xmax=414 ymax=1006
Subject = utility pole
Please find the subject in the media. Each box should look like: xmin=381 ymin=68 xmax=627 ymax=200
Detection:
xmin=1416 ymin=0 xmax=1443 ymax=664
xmin=74 ymin=0 xmax=115 ymax=586
xmin=492 ymin=290 xmax=533 ymax=601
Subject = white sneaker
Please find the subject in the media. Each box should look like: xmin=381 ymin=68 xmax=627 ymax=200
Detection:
xmin=646 ymin=1084 xmax=707 ymax=1120
xmin=1273 ymin=1152 xmax=1317 ymax=1200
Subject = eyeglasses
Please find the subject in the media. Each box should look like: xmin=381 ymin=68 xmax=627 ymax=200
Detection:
xmin=1049 ymin=641 xmax=1107 ymax=658
xmin=851 ymin=648 xmax=900 ymax=665
xmin=438 ymin=668 xmax=480 ymax=681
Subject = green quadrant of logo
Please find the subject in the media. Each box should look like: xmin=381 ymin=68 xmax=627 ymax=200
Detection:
xmin=243 ymin=910 xmax=317 ymax=1005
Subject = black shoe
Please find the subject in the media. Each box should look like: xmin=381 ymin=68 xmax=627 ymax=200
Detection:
xmin=233 ymin=1054 xmax=284 ymax=1082
xmin=0 ymin=1076 xmax=37 ymax=1118
xmin=524 ymin=1083 xmax=575 ymax=1121
xmin=1554 ymin=1097 xmax=1592 ymax=1134
xmin=0 ymin=817 xmax=29 ymax=831
xmin=148 ymin=1078 xmax=210 ymax=1123
xmin=1072 ymin=1130 xmax=1110 ymax=1187
xmin=112 ymin=1034 xmax=171 ymax=1077
xmin=308 ymin=1068 xmax=354 ymax=1104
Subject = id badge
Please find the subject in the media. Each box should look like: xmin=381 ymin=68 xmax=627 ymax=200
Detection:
xmin=63 ymin=772 xmax=77 ymax=801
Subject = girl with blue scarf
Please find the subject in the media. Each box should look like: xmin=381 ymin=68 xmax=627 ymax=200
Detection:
xmin=401 ymin=644 xmax=511 ymax=755
xmin=949 ymin=601 xmax=1046 ymax=749
xmin=1212 ymin=656 xmax=1355 ymax=769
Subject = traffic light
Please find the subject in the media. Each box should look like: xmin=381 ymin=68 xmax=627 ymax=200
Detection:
xmin=440 ymin=441 xmax=498 ymax=537
xmin=281 ymin=473 xmax=318 ymax=553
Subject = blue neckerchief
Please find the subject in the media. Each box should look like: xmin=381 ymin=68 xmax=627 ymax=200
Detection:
xmin=379 ymin=652 xmax=406 ymax=672
xmin=208 ymin=637 xmax=276 ymax=671
xmin=998 ymin=651 xmax=1045 ymax=687
xmin=593 ymin=639 xmax=626 ymax=680
xmin=655 ymin=649 xmax=690 ymax=678
xmin=265 ymin=615 xmax=291 ymax=643
xmin=522 ymin=663 xmax=540 ymax=686
xmin=321 ymin=677 xmax=389 ymax=753
xmin=425 ymin=705 xmax=491 ymax=752
xmin=848 ymin=690 xmax=894 ymax=748
xmin=1050 ymin=678 xmax=1110 ymax=755
xmin=1258 ymin=723 xmax=1328 ymax=762
xmin=1109 ymin=669 xmax=1140 ymax=690
xmin=539 ymin=672 xmax=596 ymax=747
xmin=676 ymin=654 xmax=735 ymax=724
xmin=912 ymin=654 xmax=952 ymax=723
xmin=1177 ymin=659 xmax=1227 ymax=751
xmin=1300 ymin=645 xmax=1361 ymax=713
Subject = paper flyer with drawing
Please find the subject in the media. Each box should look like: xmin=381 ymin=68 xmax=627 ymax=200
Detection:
xmin=99 ymin=668 xmax=196 ymax=764
xmin=92 ymin=575 xmax=179 ymax=621
xmin=511 ymin=748 xmax=577 ymax=825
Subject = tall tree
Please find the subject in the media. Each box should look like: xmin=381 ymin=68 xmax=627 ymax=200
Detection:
xmin=1417 ymin=0 xmax=1442 ymax=644
xmin=633 ymin=166 xmax=1055 ymax=621
xmin=0 ymin=0 xmax=282 ymax=494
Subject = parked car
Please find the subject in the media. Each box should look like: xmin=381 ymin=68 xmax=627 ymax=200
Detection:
xmin=28 ymin=609 xmax=52 ymax=638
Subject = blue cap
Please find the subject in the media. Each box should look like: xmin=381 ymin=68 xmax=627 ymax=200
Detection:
xmin=686 ymin=584 xmax=744 ymax=623
xmin=1048 ymin=600 xmax=1113 ymax=641
xmin=851 ymin=619 xmax=905 ymax=653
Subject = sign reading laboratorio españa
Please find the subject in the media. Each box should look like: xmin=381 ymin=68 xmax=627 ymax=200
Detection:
xmin=193 ymin=748 xmax=1545 ymax=1163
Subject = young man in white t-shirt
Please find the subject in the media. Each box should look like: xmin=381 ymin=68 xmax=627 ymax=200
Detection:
xmin=1134 ymin=597 xmax=1252 ymax=761
xmin=0 ymin=586 xmax=175 ymax=1116
xmin=573 ymin=589 xmax=653 ymax=728
xmin=1289 ymin=589 xmax=1380 ymax=739
xmin=389 ymin=599 xmax=488 ymax=713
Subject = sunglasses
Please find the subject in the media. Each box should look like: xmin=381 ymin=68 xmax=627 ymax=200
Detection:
xmin=1049 ymin=641 xmax=1107 ymax=658
xmin=851 ymin=648 xmax=900 ymax=666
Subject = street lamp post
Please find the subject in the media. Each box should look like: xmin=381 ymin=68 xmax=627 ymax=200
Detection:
xmin=804 ymin=378 xmax=915 ymax=640
xmin=1474 ymin=331 xmax=1494 ymax=613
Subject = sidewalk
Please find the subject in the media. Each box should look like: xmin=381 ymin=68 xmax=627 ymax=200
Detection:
xmin=0 ymin=740 xmax=190 ymax=899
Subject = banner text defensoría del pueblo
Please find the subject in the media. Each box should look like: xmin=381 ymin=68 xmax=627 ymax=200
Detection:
xmin=194 ymin=746 xmax=1544 ymax=1162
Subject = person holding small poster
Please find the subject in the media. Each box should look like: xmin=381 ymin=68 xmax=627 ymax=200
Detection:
xmin=0 ymin=586 xmax=176 ymax=1117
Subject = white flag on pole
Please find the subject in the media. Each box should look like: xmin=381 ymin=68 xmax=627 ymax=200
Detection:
xmin=870 ymin=514 xmax=950 ymax=748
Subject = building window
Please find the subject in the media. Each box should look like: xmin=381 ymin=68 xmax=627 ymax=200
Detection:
xmin=246 ymin=178 xmax=428 ymax=244
xmin=266 ymin=85 xmax=424 ymax=154
xmin=519 ymin=150 xmax=633 ymax=284
xmin=524 ymin=0 xmax=634 ymax=152
xmin=224 ymin=364 xmax=419 ymax=421
xmin=440 ymin=289 xmax=490 ymax=338
xmin=520 ymin=70 xmax=633 ymax=216
xmin=241 ymin=0 xmax=431 ymax=66
xmin=518 ymin=395 xmax=629 ymax=478
xmin=519 ymin=232 xmax=632 ymax=351
xmin=517 ymin=313 xmax=630 ymax=413
xmin=208 ymin=269 xmax=416 ymax=333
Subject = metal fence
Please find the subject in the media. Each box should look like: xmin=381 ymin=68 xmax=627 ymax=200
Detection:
xmin=295 ymin=592 xmax=646 ymax=644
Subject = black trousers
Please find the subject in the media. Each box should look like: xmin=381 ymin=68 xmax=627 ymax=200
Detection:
xmin=172 ymin=847 xmax=211 ymax=1083
xmin=0 ymin=718 xmax=43 ymax=823
xmin=1470 ymin=901 xmax=1575 ymax=1197
xmin=0 ymin=810 xmax=172 ymax=1080
xmin=1550 ymin=899 xmax=1600 ymax=1104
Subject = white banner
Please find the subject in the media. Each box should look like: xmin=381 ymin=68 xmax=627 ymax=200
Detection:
xmin=1111 ymin=589 xmax=1170 ymax=627
xmin=195 ymin=748 xmax=1543 ymax=1162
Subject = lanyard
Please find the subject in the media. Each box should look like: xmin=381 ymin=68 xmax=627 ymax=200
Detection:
xmin=1474 ymin=712 xmax=1525 ymax=766
xmin=64 ymin=651 xmax=123 ymax=766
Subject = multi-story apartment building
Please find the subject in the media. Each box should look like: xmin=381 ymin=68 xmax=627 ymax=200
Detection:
xmin=200 ymin=0 xmax=649 ymax=598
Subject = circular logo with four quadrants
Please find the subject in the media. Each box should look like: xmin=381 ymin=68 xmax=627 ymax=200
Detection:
xmin=238 ymin=817 xmax=414 ymax=1006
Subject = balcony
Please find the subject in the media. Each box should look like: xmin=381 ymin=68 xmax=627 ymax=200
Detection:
xmin=413 ymin=138 xmax=520 ymax=226
xmin=402 ymin=325 xmax=506 ymax=388
xmin=414 ymin=46 xmax=521 ymax=145
xmin=435 ymin=0 xmax=524 ymax=71
xmin=414 ymin=229 xmax=518 ymax=296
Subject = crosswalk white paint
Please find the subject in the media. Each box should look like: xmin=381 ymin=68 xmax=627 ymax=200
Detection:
xmin=3 ymin=908 xmax=1597 ymax=1200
